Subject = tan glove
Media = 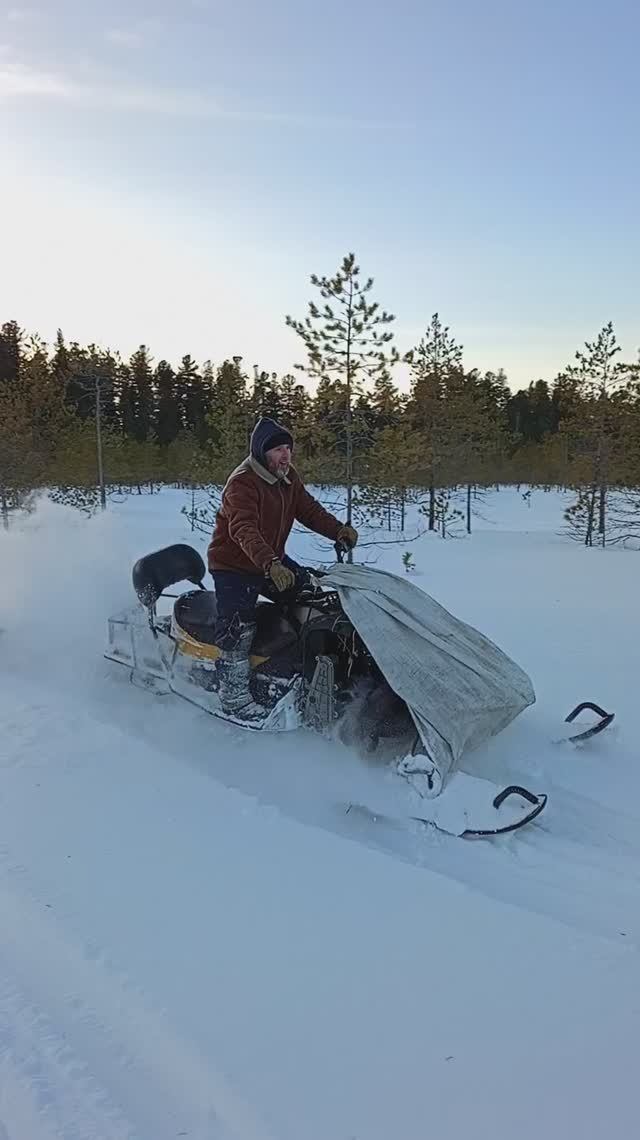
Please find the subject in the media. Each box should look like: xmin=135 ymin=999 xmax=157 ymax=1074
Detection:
xmin=267 ymin=558 xmax=296 ymax=593
xmin=337 ymin=524 xmax=358 ymax=550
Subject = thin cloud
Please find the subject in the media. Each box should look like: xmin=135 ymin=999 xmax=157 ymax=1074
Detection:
xmin=0 ymin=64 xmax=236 ymax=116
xmin=105 ymin=28 xmax=141 ymax=48
xmin=0 ymin=58 xmax=409 ymax=129
xmin=105 ymin=19 xmax=163 ymax=48
xmin=6 ymin=7 xmax=39 ymax=22
xmin=0 ymin=61 xmax=73 ymax=98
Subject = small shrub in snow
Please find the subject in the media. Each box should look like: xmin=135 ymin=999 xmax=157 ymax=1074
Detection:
xmin=48 ymin=486 xmax=101 ymax=516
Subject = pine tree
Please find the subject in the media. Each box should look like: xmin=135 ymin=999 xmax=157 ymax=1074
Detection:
xmin=207 ymin=358 xmax=251 ymax=481
xmin=50 ymin=417 xmax=108 ymax=514
xmin=117 ymin=361 xmax=136 ymax=440
xmin=154 ymin=360 xmax=181 ymax=445
xmin=306 ymin=374 xmax=348 ymax=482
xmin=164 ymin=431 xmax=205 ymax=487
xmin=278 ymin=373 xmax=312 ymax=427
xmin=357 ymin=424 xmax=422 ymax=532
xmin=604 ymin=362 xmax=640 ymax=543
xmin=53 ymin=332 xmax=89 ymax=416
xmin=250 ymin=367 xmax=282 ymax=422
xmin=177 ymin=355 xmax=210 ymax=444
xmin=51 ymin=329 xmax=71 ymax=397
xmin=370 ymin=372 xmax=402 ymax=430
xmin=444 ymin=372 xmax=507 ymax=529
xmin=56 ymin=341 xmax=118 ymax=431
xmin=275 ymin=373 xmax=314 ymax=471
xmin=481 ymin=368 xmax=510 ymax=416
xmin=0 ymin=320 xmax=23 ymax=386
xmin=129 ymin=345 xmax=154 ymax=442
xmin=507 ymin=379 xmax=558 ymax=442
xmin=0 ymin=367 xmax=37 ymax=526
xmin=406 ymin=313 xmax=464 ymax=529
xmin=58 ymin=347 xmax=119 ymax=508
xmin=286 ymin=252 xmax=398 ymax=547
xmin=201 ymin=360 xmax=216 ymax=438
xmin=0 ymin=334 xmax=67 ymax=525
xmin=560 ymin=322 xmax=626 ymax=546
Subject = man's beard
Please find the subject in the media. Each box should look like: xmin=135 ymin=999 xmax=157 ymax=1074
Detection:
xmin=275 ymin=462 xmax=290 ymax=479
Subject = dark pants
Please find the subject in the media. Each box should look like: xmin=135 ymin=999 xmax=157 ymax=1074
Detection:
xmin=212 ymin=556 xmax=308 ymax=649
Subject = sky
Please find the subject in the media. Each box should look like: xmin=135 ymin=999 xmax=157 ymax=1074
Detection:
xmin=1 ymin=0 xmax=639 ymax=392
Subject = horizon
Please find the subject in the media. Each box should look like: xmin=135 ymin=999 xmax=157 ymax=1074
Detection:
xmin=2 ymin=0 xmax=639 ymax=392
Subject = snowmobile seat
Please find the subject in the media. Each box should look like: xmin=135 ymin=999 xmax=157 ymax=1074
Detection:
xmin=173 ymin=591 xmax=299 ymax=658
xmin=173 ymin=590 xmax=219 ymax=645
xmin=133 ymin=544 xmax=206 ymax=609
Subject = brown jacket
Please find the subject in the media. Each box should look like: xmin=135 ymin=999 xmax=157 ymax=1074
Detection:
xmin=208 ymin=456 xmax=342 ymax=574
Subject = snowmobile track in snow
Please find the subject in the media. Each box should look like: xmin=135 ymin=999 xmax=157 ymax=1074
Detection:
xmin=0 ymin=853 xmax=278 ymax=1140
xmin=3 ymin=651 xmax=638 ymax=958
xmin=49 ymin=667 xmax=640 ymax=947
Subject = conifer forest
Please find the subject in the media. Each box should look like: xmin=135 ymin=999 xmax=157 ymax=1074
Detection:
xmin=2 ymin=253 xmax=639 ymax=546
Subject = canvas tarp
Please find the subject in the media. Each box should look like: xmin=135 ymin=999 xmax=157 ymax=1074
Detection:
xmin=321 ymin=563 xmax=536 ymax=788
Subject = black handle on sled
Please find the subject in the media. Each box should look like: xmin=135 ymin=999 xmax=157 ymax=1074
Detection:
xmin=493 ymin=785 xmax=541 ymax=809
xmin=564 ymin=702 xmax=615 ymax=742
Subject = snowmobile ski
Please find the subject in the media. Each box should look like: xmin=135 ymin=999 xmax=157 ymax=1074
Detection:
xmin=412 ymin=783 xmax=547 ymax=838
xmin=562 ymin=702 xmax=615 ymax=744
xmin=345 ymin=777 xmax=547 ymax=840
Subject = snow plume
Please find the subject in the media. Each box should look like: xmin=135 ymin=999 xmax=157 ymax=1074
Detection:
xmin=0 ymin=496 xmax=135 ymax=683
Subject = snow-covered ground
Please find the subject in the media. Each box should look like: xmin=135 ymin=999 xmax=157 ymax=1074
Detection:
xmin=1 ymin=485 xmax=639 ymax=1140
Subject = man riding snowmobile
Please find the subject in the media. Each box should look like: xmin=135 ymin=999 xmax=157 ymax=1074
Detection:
xmin=208 ymin=416 xmax=358 ymax=721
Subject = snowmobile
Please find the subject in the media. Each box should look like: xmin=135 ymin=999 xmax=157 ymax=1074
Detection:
xmin=105 ymin=541 xmax=614 ymax=839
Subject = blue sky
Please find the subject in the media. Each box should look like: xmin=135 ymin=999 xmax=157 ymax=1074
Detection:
xmin=1 ymin=0 xmax=638 ymax=390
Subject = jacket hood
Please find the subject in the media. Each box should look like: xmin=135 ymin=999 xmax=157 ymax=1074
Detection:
xmin=249 ymin=417 xmax=294 ymax=468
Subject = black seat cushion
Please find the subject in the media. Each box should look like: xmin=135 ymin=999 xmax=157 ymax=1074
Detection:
xmin=173 ymin=590 xmax=219 ymax=644
xmin=173 ymin=591 xmax=299 ymax=658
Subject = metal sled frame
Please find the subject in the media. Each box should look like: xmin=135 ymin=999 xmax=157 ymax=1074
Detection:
xmin=105 ymin=604 xmax=175 ymax=689
xmin=106 ymin=579 xmax=345 ymax=735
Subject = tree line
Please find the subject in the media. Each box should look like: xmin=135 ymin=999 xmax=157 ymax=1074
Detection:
xmin=1 ymin=252 xmax=639 ymax=544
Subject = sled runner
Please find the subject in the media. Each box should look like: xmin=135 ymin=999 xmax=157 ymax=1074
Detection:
xmin=346 ymin=780 xmax=548 ymax=839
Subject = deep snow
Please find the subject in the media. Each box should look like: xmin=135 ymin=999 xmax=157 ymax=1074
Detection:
xmin=1 ymin=485 xmax=639 ymax=1139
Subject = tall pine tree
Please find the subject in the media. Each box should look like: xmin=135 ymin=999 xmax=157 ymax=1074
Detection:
xmin=286 ymin=252 xmax=398 ymax=538
xmin=154 ymin=360 xmax=181 ymax=445
xmin=0 ymin=320 xmax=23 ymax=386
xmin=129 ymin=345 xmax=154 ymax=442
xmin=207 ymin=358 xmax=251 ymax=480
xmin=560 ymin=322 xmax=625 ymax=546
xmin=178 ymin=354 xmax=209 ymax=444
xmin=0 ymin=333 xmax=67 ymax=525
xmin=406 ymin=313 xmax=464 ymax=529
